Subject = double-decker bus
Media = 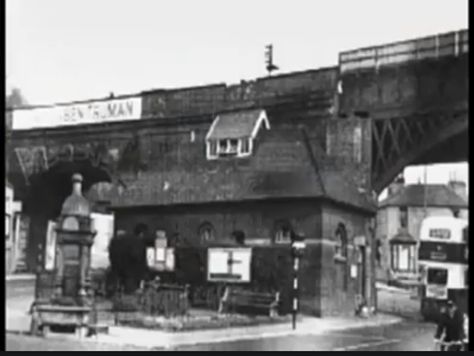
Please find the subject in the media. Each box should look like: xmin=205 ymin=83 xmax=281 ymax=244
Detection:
xmin=418 ymin=216 xmax=468 ymax=321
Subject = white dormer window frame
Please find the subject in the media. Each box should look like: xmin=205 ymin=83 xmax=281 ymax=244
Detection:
xmin=207 ymin=137 xmax=253 ymax=159
xmin=205 ymin=110 xmax=269 ymax=160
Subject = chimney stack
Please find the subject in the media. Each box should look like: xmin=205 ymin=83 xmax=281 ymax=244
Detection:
xmin=388 ymin=175 xmax=405 ymax=196
xmin=448 ymin=179 xmax=467 ymax=202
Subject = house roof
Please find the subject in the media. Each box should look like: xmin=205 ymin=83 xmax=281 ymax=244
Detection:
xmin=379 ymin=184 xmax=468 ymax=208
xmin=206 ymin=109 xmax=269 ymax=140
xmin=101 ymin=125 xmax=375 ymax=213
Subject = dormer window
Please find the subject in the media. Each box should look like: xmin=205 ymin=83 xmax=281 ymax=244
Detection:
xmin=205 ymin=109 xmax=270 ymax=160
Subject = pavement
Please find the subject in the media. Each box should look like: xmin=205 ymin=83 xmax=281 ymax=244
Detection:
xmin=100 ymin=313 xmax=402 ymax=349
xmin=6 ymin=317 xmax=437 ymax=351
xmin=6 ymin=276 xmax=421 ymax=351
xmin=376 ymin=281 xmax=422 ymax=321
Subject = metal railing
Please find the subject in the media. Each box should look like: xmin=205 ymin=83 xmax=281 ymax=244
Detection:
xmin=113 ymin=281 xmax=190 ymax=324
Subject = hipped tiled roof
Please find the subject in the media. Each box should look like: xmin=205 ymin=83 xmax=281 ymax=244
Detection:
xmin=379 ymin=184 xmax=467 ymax=208
xmin=95 ymin=123 xmax=375 ymax=213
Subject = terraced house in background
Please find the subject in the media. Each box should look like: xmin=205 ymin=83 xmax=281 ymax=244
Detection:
xmin=376 ymin=177 xmax=468 ymax=286
xmin=5 ymin=29 xmax=468 ymax=317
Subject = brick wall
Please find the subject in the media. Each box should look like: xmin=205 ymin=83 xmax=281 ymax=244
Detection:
xmin=113 ymin=199 xmax=322 ymax=247
xmin=113 ymin=198 xmax=374 ymax=316
xmin=319 ymin=201 xmax=375 ymax=316
xmin=166 ymin=244 xmax=320 ymax=315
xmin=113 ymin=199 xmax=323 ymax=314
xmin=325 ymin=117 xmax=373 ymax=193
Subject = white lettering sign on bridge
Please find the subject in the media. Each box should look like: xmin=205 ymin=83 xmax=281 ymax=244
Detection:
xmin=12 ymin=97 xmax=142 ymax=130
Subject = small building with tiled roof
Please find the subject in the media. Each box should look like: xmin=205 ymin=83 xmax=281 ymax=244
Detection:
xmin=9 ymin=66 xmax=377 ymax=317
xmin=375 ymin=177 xmax=468 ymax=284
xmin=86 ymin=107 xmax=377 ymax=317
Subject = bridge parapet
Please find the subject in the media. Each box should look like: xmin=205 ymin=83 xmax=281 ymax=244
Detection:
xmin=339 ymin=29 xmax=468 ymax=74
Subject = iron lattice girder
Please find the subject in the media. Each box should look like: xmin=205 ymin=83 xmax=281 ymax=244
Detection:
xmin=371 ymin=110 xmax=467 ymax=192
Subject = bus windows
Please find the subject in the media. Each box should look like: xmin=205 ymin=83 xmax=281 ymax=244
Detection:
xmin=429 ymin=228 xmax=451 ymax=240
xmin=427 ymin=268 xmax=448 ymax=285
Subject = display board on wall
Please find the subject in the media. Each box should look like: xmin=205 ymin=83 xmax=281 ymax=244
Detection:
xmin=147 ymin=247 xmax=175 ymax=272
xmin=90 ymin=213 xmax=115 ymax=270
xmin=207 ymin=248 xmax=252 ymax=283
xmin=147 ymin=233 xmax=175 ymax=272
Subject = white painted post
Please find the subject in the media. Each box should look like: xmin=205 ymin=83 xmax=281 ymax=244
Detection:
xmin=292 ymin=256 xmax=299 ymax=330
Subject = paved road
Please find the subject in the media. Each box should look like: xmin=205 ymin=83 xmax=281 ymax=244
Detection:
xmin=170 ymin=320 xmax=437 ymax=351
xmin=6 ymin=320 xmax=438 ymax=351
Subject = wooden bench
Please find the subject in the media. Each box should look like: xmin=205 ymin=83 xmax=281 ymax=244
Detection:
xmin=30 ymin=304 xmax=92 ymax=337
xmin=218 ymin=287 xmax=280 ymax=317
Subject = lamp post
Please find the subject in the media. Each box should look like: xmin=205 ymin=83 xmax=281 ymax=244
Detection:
xmin=291 ymin=232 xmax=306 ymax=330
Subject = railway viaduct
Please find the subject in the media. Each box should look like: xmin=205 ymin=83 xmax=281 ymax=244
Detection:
xmin=6 ymin=29 xmax=468 ymax=270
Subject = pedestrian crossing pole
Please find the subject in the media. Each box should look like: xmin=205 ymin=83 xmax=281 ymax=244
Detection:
xmin=291 ymin=232 xmax=306 ymax=330
xmin=292 ymin=255 xmax=299 ymax=330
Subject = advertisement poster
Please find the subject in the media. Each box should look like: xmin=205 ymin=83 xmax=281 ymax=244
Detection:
xmin=45 ymin=220 xmax=57 ymax=270
xmin=147 ymin=248 xmax=155 ymax=268
xmin=90 ymin=213 xmax=114 ymax=270
xmin=14 ymin=215 xmax=29 ymax=272
xmin=350 ymin=264 xmax=358 ymax=278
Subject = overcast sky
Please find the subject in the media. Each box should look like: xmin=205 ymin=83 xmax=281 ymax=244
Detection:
xmin=6 ymin=0 xmax=469 ymax=196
